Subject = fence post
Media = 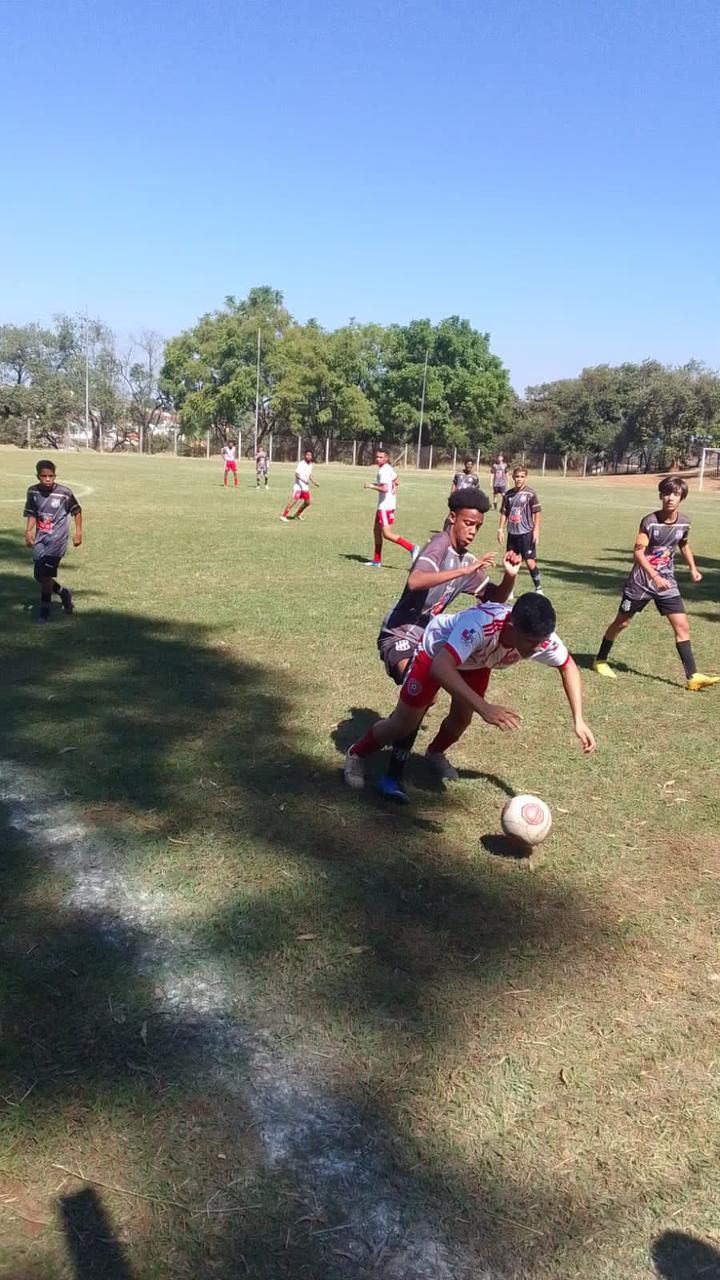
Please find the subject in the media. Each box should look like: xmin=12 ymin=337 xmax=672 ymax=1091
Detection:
xmin=563 ymin=454 xmax=568 ymax=479
xmin=452 ymin=447 xmax=457 ymax=473
xmin=139 ymin=421 xmax=144 ymax=455
xmin=174 ymin=429 xmax=178 ymax=456
xmin=27 ymin=418 xmax=32 ymax=449
xmin=698 ymin=446 xmax=706 ymax=492
xmin=325 ymin=436 xmax=330 ymax=466
xmin=428 ymin=444 xmax=433 ymax=470
xmin=582 ymin=454 xmax=588 ymax=478
xmin=206 ymin=430 xmax=210 ymax=459
xmin=297 ymin=435 xmax=302 ymax=462
xmin=404 ymin=443 xmax=408 ymax=468
xmin=476 ymin=448 xmax=481 ymax=471
xmin=521 ymin=449 xmax=526 ymax=467
xmin=352 ymin=440 xmax=357 ymax=466
xmin=238 ymin=429 xmax=242 ymax=459
xmin=268 ymin=433 xmax=273 ymax=463
xmin=541 ymin=452 xmax=546 ymax=477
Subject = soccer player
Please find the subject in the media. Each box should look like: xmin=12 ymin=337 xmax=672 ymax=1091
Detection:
xmin=256 ymin=446 xmax=269 ymax=489
xmin=363 ymin=446 xmax=416 ymax=567
xmin=280 ymin=449 xmax=319 ymax=521
xmin=344 ymin=593 xmax=596 ymax=799
xmin=489 ymin=453 xmax=508 ymax=510
xmin=593 ymin=475 xmax=719 ymax=691
xmin=375 ymin=486 xmax=521 ymax=799
xmin=222 ymin=441 xmax=238 ymax=487
xmin=451 ymin=457 xmax=478 ymax=493
xmin=497 ymin=465 xmax=543 ymax=592
xmin=24 ymin=459 xmax=83 ymax=623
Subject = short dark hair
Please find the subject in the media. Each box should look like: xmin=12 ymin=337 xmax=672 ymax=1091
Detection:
xmin=510 ymin=592 xmax=557 ymax=637
xmin=463 ymin=456 xmax=474 ymax=465
xmin=375 ymin=445 xmax=388 ymax=455
xmin=36 ymin=459 xmax=56 ymax=474
xmin=448 ymin=487 xmax=491 ymax=515
xmin=658 ymin=475 xmax=688 ymax=500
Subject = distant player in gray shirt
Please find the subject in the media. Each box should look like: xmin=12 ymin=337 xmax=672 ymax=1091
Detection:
xmin=497 ymin=465 xmax=543 ymax=593
xmin=24 ymin=459 xmax=83 ymax=622
xmin=593 ymin=475 xmax=719 ymax=691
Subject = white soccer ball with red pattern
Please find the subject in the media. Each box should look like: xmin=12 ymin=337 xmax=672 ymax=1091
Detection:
xmin=501 ymin=794 xmax=552 ymax=847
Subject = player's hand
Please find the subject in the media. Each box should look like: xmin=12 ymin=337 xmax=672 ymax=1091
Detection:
xmin=474 ymin=551 xmax=497 ymax=571
xmin=654 ymin=576 xmax=670 ymax=591
xmin=574 ymin=719 xmax=596 ymax=754
xmin=691 ymin=568 xmax=702 ymax=583
xmin=73 ymin=534 xmax=83 ymax=547
xmin=25 ymin=533 xmax=35 ymax=547
xmin=496 ymin=529 xmax=504 ymax=544
xmin=363 ymin=481 xmax=371 ymax=489
xmin=479 ymin=702 xmax=522 ymax=731
xmin=502 ymin=551 xmax=522 ymax=576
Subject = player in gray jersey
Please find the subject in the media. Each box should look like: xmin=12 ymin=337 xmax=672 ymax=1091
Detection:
xmin=593 ymin=475 xmax=719 ymax=692
xmin=451 ymin=457 xmax=478 ymax=493
xmin=374 ymin=486 xmax=519 ymax=800
xmin=23 ymin=459 xmax=83 ymax=622
xmin=497 ymin=465 xmax=543 ymax=592
xmin=489 ymin=454 xmax=508 ymax=510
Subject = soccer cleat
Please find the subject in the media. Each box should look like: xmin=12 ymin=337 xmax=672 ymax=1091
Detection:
xmin=686 ymin=672 xmax=720 ymax=692
xmin=593 ymin=660 xmax=617 ymax=679
xmin=343 ymin=749 xmax=365 ymax=790
xmin=534 ymin=586 xmax=544 ymax=594
xmin=38 ymin=609 xmax=50 ymax=624
xmin=364 ymin=560 xmax=382 ymax=568
xmin=280 ymin=515 xmax=289 ymax=522
xmin=59 ymin=587 xmax=74 ymax=614
xmin=376 ymin=773 xmax=408 ymax=804
xmin=296 ymin=514 xmax=304 ymax=521
xmin=425 ymin=750 xmax=459 ymax=781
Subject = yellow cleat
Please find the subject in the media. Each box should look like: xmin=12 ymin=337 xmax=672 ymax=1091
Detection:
xmin=686 ymin=673 xmax=720 ymax=691
xmin=593 ymin=660 xmax=617 ymax=679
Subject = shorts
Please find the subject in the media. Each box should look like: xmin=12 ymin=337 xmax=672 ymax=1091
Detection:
xmin=33 ymin=553 xmax=62 ymax=581
xmin=377 ymin=626 xmax=424 ymax=685
xmin=292 ymin=485 xmax=311 ymax=502
xmin=376 ymin=508 xmax=396 ymax=528
xmin=224 ymin=460 xmax=237 ymax=472
xmin=507 ymin=532 xmax=536 ymax=560
xmin=493 ymin=484 xmax=506 ymax=494
xmin=399 ymin=647 xmax=491 ymax=709
xmin=619 ymin=591 xmax=685 ymax=618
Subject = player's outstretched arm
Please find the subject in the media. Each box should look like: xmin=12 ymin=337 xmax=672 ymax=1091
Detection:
xmin=408 ymin=559 xmax=491 ymax=593
xmin=24 ymin=516 xmax=36 ymax=547
xmin=484 ymin=551 xmax=521 ymax=602
xmin=680 ymin=540 xmax=702 ymax=582
xmin=558 ymin=657 xmax=596 ymax=753
xmin=430 ymin=649 xmax=522 ymax=730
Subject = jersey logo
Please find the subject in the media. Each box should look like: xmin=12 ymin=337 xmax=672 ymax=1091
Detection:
xmin=406 ymin=678 xmax=421 ymax=697
xmin=460 ymin=627 xmax=477 ymax=643
xmin=394 ymin=639 xmax=412 ymax=652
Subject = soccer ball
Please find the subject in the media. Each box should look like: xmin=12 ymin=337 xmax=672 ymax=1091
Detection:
xmin=501 ymin=794 xmax=552 ymax=847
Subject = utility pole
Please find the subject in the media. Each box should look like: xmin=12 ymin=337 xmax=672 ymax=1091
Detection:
xmin=254 ymin=328 xmax=261 ymax=456
xmin=416 ymin=349 xmax=429 ymax=468
xmin=84 ymin=311 xmax=90 ymax=448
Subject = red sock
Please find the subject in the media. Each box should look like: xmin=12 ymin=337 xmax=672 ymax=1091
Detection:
xmin=428 ymin=724 xmax=462 ymax=755
xmin=350 ymin=727 xmax=380 ymax=758
xmin=397 ymin=537 xmax=414 ymax=553
xmin=373 ymin=552 xmax=381 ymax=564
xmin=282 ymin=506 xmax=290 ymax=517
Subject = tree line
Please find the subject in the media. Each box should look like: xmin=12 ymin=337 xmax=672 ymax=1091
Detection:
xmin=2 ymin=285 xmax=719 ymax=466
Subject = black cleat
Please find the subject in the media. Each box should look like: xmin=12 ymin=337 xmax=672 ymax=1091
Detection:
xmin=59 ymin=587 xmax=74 ymax=614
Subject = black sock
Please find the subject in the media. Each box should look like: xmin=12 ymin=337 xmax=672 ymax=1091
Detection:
xmin=529 ymin=566 xmax=541 ymax=589
xmin=676 ymin=640 xmax=696 ymax=679
xmin=387 ymin=731 xmax=418 ymax=782
xmin=40 ymin=592 xmax=51 ymax=613
xmin=52 ymin=581 xmax=62 ymax=594
xmin=597 ymin=636 xmax=614 ymax=663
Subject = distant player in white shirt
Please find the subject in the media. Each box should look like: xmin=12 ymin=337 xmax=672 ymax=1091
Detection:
xmin=222 ymin=442 xmax=238 ymax=488
xmin=280 ymin=449 xmax=319 ymax=522
xmin=344 ymin=592 xmax=596 ymax=800
xmin=363 ymin=447 xmax=417 ymax=566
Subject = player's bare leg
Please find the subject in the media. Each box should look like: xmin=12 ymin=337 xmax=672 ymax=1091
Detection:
xmin=424 ymin=697 xmax=473 ymax=780
xmin=281 ymin=497 xmax=299 ymax=522
xmin=344 ymin=701 xmax=425 ymax=790
xmin=295 ymin=499 xmax=310 ymax=522
xmin=365 ymin=521 xmax=384 ymax=567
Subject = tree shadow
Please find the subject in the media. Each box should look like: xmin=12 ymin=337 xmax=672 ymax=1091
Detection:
xmin=651 ymin=1230 xmax=720 ymax=1280
xmin=540 ymin=555 xmax=720 ymax=608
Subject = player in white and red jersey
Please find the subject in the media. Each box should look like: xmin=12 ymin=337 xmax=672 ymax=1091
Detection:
xmin=344 ymin=592 xmax=595 ymax=800
xmin=222 ymin=442 xmax=238 ymax=487
xmin=363 ymin=447 xmax=417 ymax=566
xmin=280 ymin=449 xmax=319 ymax=522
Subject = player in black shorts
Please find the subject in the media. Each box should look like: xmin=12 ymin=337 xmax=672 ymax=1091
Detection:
xmin=497 ymin=466 xmax=543 ymax=593
xmin=593 ymin=475 xmax=718 ymax=691
xmin=24 ymin=459 xmax=83 ymax=622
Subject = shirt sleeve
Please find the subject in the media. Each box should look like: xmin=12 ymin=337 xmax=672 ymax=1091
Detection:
xmin=66 ymin=490 xmax=82 ymax=516
xmin=530 ymin=632 xmax=569 ymax=669
xmin=23 ymin=489 xmax=36 ymax=519
xmin=679 ymin=518 xmax=690 ymax=546
xmin=413 ymin=532 xmax=448 ymax=573
xmin=461 ymin=567 xmax=489 ymax=597
xmin=442 ymin=608 xmax=488 ymax=666
xmin=500 ymin=492 xmax=510 ymax=517
xmin=636 ymin=515 xmax=653 ymax=543
xmin=530 ymin=489 xmax=542 ymax=513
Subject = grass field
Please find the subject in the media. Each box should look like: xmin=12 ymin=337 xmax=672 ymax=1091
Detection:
xmin=1 ymin=449 xmax=719 ymax=1280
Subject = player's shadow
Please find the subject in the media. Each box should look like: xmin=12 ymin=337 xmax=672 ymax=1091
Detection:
xmin=573 ymin=652 xmax=682 ymax=689
xmin=338 ymin=553 xmax=403 ymax=568
xmin=59 ymin=1187 xmax=134 ymax=1279
xmin=651 ymin=1230 xmax=720 ymax=1279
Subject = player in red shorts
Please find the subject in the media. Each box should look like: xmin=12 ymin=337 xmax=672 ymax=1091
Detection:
xmin=280 ymin=450 xmax=319 ymax=522
xmin=363 ymin=446 xmax=417 ymax=566
xmin=222 ymin=442 xmax=238 ymax=487
xmin=344 ymin=592 xmax=595 ymax=801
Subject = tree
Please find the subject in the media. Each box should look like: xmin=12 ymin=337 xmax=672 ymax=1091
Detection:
xmin=118 ymin=331 xmax=166 ymax=452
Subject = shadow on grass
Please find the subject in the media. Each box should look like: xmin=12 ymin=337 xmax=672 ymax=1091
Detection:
xmin=652 ymin=1230 xmax=720 ymax=1280
xmin=540 ymin=553 xmax=720 ymax=609
xmin=0 ymin=530 xmax=643 ymax=1278
xmin=573 ymin=652 xmax=683 ymax=689
xmin=60 ymin=1188 xmax=134 ymax=1280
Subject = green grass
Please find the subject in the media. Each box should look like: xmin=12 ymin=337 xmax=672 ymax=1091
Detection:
xmin=0 ymin=449 xmax=719 ymax=1278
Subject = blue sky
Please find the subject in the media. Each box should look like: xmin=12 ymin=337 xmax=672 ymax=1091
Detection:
xmin=2 ymin=0 xmax=718 ymax=390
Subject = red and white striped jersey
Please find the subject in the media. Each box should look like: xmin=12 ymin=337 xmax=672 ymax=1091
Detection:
xmin=419 ymin=601 xmax=569 ymax=672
